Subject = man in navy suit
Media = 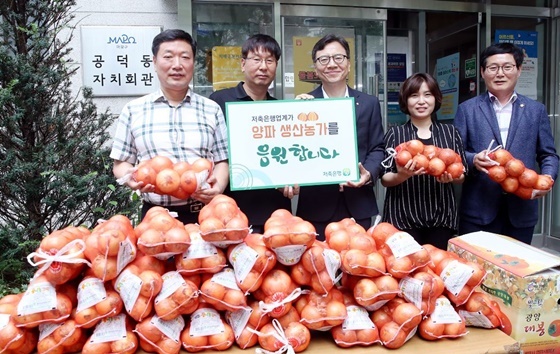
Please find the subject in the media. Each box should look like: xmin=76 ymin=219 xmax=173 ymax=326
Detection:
xmin=454 ymin=42 xmax=559 ymax=244
xmin=296 ymin=34 xmax=385 ymax=240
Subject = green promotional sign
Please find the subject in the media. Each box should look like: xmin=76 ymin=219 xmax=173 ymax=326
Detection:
xmin=465 ymin=58 xmax=477 ymax=79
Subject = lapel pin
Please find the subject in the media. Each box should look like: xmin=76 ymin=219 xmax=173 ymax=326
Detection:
xmin=520 ymin=104 xmax=525 ymax=108
xmin=356 ymin=102 xmax=359 ymax=106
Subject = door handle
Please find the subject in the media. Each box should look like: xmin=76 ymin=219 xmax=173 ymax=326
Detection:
xmin=369 ymin=75 xmax=380 ymax=97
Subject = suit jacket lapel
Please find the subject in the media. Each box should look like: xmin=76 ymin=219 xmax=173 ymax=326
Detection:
xmin=347 ymin=87 xmax=361 ymax=119
xmin=310 ymin=86 xmax=324 ymax=98
xmin=505 ymin=96 xmax=524 ymax=149
xmin=479 ymin=94 xmax=503 ymax=147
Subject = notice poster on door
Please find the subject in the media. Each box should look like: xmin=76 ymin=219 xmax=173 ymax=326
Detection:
xmin=387 ymin=53 xmax=407 ymax=102
xmin=436 ymin=52 xmax=460 ymax=121
xmin=495 ymin=30 xmax=538 ymax=100
xmin=293 ymin=36 xmax=355 ymax=95
xmin=211 ymin=46 xmax=244 ymax=91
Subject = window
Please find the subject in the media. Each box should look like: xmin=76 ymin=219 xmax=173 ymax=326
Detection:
xmin=192 ymin=2 xmax=274 ymax=97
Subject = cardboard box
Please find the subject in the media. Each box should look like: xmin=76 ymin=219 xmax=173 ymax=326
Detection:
xmin=448 ymin=231 xmax=560 ymax=354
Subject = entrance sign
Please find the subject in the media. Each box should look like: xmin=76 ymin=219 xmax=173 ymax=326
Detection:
xmin=81 ymin=26 xmax=162 ymax=96
xmin=226 ymin=98 xmax=359 ymax=190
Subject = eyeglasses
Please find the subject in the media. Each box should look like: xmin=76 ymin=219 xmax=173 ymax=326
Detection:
xmin=315 ymin=54 xmax=348 ymax=66
xmin=485 ymin=64 xmax=516 ymax=74
xmin=245 ymin=57 xmax=277 ymax=66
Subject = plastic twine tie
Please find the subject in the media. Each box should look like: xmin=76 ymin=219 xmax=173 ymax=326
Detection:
xmin=27 ymin=239 xmax=91 ymax=279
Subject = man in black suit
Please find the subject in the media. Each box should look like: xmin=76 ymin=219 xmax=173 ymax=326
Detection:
xmin=210 ymin=34 xmax=296 ymax=233
xmin=296 ymin=34 xmax=385 ymax=240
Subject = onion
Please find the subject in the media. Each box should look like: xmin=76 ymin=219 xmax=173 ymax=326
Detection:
xmin=331 ymin=326 xmax=358 ymax=347
xmin=180 ymin=169 xmax=198 ymax=195
xmin=149 ymin=156 xmax=174 ymax=173
xmin=446 ymin=162 xmax=464 ymax=179
xmin=518 ymin=168 xmax=538 ymax=187
xmin=501 ymin=176 xmax=519 ymax=193
xmin=427 ymin=157 xmax=446 ymax=177
xmin=504 ymin=159 xmax=525 ymax=177
xmin=514 ymin=186 xmax=534 ymax=200
xmin=326 ymin=229 xmax=350 ymax=252
xmin=392 ymin=302 xmax=422 ymax=331
xmin=291 ymin=263 xmax=312 ymax=286
xmin=534 ymin=174 xmax=554 ymax=190
xmin=371 ymin=309 xmax=392 ymax=330
xmin=444 ymin=320 xmax=466 ymax=336
xmin=236 ymin=326 xmax=259 ymax=349
xmin=488 ymin=165 xmax=507 ymax=182
xmin=133 ymin=163 xmax=157 ymax=185
xmin=284 ymin=322 xmax=311 ymax=352
xmin=379 ymin=321 xmax=407 ymax=349
xmin=437 ymin=148 xmax=457 ymax=166
xmin=326 ymin=301 xmax=347 ymax=326
xmin=412 ymin=154 xmax=430 ymax=170
xmin=208 ymin=323 xmax=234 ymax=350
xmin=164 ymin=227 xmax=190 ymax=254
xmin=406 ymin=139 xmax=425 ymax=156
xmin=348 ymin=234 xmax=376 ymax=253
xmin=488 ymin=148 xmax=513 ymax=166
xmin=354 ymin=278 xmax=379 ymax=305
xmin=419 ymin=318 xmax=445 ymax=340
xmin=155 ymin=168 xmax=181 ymax=194
xmin=422 ymin=145 xmax=440 ymax=159
xmin=396 ymin=150 xmax=412 ymax=167
xmin=368 ymin=222 xmax=399 ymax=245
xmin=110 ymin=331 xmax=138 ymax=354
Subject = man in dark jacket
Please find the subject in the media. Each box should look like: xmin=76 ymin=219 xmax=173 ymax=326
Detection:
xmin=210 ymin=34 xmax=296 ymax=233
xmin=454 ymin=42 xmax=559 ymax=244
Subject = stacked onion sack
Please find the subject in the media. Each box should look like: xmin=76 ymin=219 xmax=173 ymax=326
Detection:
xmin=393 ymin=139 xmax=464 ymax=178
xmin=0 ymin=201 xmax=516 ymax=353
xmin=486 ymin=147 xmax=554 ymax=199
xmin=131 ymin=156 xmax=213 ymax=200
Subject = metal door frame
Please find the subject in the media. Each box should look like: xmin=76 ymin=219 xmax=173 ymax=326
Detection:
xmin=426 ymin=13 xmax=482 ymax=97
xmin=541 ymin=6 xmax=560 ymax=250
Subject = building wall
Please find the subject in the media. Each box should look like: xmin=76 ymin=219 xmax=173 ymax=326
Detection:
xmin=70 ymin=0 xmax=178 ymax=119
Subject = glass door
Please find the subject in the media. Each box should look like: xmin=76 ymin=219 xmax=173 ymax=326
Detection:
xmin=427 ymin=12 xmax=481 ymax=124
xmin=191 ymin=2 xmax=275 ymax=98
xmin=426 ymin=12 xmax=481 ymax=221
xmin=280 ymin=5 xmax=387 ymax=213
xmin=280 ymin=6 xmax=386 ymax=102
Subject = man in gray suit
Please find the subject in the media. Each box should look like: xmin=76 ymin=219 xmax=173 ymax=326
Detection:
xmin=454 ymin=42 xmax=558 ymax=244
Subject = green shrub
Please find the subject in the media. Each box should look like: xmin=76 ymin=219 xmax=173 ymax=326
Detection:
xmin=0 ymin=0 xmax=140 ymax=294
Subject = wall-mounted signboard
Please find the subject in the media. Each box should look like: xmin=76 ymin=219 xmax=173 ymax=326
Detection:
xmin=81 ymin=26 xmax=162 ymax=96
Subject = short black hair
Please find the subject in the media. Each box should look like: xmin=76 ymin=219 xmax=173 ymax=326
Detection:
xmin=242 ymin=34 xmax=281 ymax=61
xmin=152 ymin=29 xmax=197 ymax=56
xmin=480 ymin=42 xmax=524 ymax=69
xmin=311 ymin=34 xmax=350 ymax=62
xmin=399 ymin=73 xmax=442 ymax=116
